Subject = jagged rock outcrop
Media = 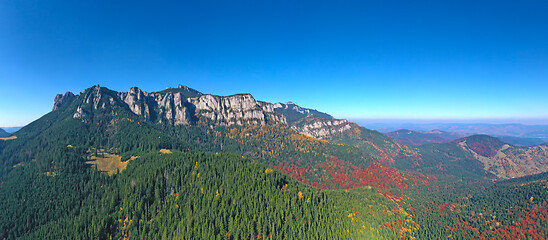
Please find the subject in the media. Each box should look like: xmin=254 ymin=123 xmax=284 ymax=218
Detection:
xmin=117 ymin=86 xmax=194 ymax=125
xmin=274 ymin=101 xmax=332 ymax=117
xmin=291 ymin=118 xmax=353 ymax=139
xmin=69 ymin=85 xmax=287 ymax=126
xmin=53 ymin=92 xmax=75 ymax=111
xmin=73 ymin=106 xmax=86 ymax=118
xmin=63 ymin=85 xmax=360 ymax=137
xmin=272 ymin=102 xmax=334 ymax=124
xmin=188 ymin=94 xmax=286 ymax=126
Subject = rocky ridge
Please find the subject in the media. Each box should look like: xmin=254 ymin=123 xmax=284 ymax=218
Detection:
xmin=53 ymin=85 xmax=358 ymax=138
xmin=291 ymin=117 xmax=353 ymax=139
xmin=55 ymin=85 xmax=290 ymax=127
xmin=52 ymin=92 xmax=75 ymax=111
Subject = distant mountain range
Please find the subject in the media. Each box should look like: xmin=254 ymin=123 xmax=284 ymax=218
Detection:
xmin=0 ymin=127 xmax=22 ymax=134
xmin=385 ymin=128 xmax=548 ymax=147
xmin=362 ymin=122 xmax=548 ymax=139
xmin=384 ymin=129 xmax=464 ymax=146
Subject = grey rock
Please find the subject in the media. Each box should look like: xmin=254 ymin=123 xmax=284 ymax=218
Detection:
xmin=53 ymin=92 xmax=75 ymax=111
xmin=73 ymin=106 xmax=86 ymax=118
xmin=291 ymin=118 xmax=353 ymax=139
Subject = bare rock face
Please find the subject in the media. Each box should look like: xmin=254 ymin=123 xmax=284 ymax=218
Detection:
xmin=291 ymin=118 xmax=353 ymax=139
xmin=118 ymin=87 xmax=152 ymax=121
xmin=118 ymin=87 xmax=192 ymax=125
xmin=274 ymin=102 xmax=313 ymax=115
xmin=53 ymin=92 xmax=75 ymax=111
xmin=82 ymin=85 xmax=106 ymax=110
xmin=188 ymin=94 xmax=286 ymax=126
xmin=114 ymin=86 xmax=285 ymax=126
xmin=65 ymin=85 xmax=359 ymax=132
xmin=151 ymin=91 xmax=192 ymax=125
xmin=73 ymin=106 xmax=86 ymax=118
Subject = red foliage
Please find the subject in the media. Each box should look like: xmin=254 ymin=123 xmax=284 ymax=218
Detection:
xmin=467 ymin=141 xmax=498 ymax=158
xmin=273 ymin=156 xmax=433 ymax=191
xmin=445 ymin=202 xmax=548 ymax=240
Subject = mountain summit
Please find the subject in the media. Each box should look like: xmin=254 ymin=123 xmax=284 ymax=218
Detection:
xmin=52 ymin=85 xmax=360 ymax=140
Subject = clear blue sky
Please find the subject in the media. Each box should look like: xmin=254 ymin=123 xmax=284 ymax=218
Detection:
xmin=1 ymin=0 xmax=548 ymax=127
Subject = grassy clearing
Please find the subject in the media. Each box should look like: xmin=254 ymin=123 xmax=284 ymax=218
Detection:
xmin=0 ymin=135 xmax=17 ymax=141
xmin=87 ymin=149 xmax=134 ymax=175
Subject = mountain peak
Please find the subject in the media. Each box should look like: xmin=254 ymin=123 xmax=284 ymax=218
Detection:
xmin=52 ymin=92 xmax=75 ymax=111
xmin=156 ymin=85 xmax=203 ymax=98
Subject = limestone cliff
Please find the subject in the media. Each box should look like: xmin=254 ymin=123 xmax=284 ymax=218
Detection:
xmin=65 ymin=85 xmax=287 ymax=126
xmin=52 ymin=92 xmax=75 ymax=111
xmin=290 ymin=117 xmax=353 ymax=139
xmin=188 ymin=94 xmax=286 ymax=126
xmin=56 ymin=85 xmax=362 ymax=138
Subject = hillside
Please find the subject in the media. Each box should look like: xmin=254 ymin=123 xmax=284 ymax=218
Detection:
xmin=455 ymin=135 xmax=548 ymax=179
xmin=0 ymin=85 xmax=422 ymax=239
xmin=0 ymin=84 xmax=547 ymax=239
xmin=0 ymin=128 xmax=9 ymax=138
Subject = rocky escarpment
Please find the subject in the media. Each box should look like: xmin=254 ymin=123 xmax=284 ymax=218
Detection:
xmin=272 ymin=102 xmax=333 ymax=124
xmin=53 ymin=85 xmax=366 ymax=139
xmin=52 ymin=92 xmax=75 ymax=111
xmin=189 ymin=94 xmax=286 ymax=126
xmin=117 ymin=86 xmax=286 ymax=126
xmin=291 ymin=117 xmax=353 ymax=139
xmin=118 ymin=86 xmax=194 ymax=125
xmin=57 ymin=85 xmax=288 ymax=127
xmin=273 ymin=102 xmax=316 ymax=116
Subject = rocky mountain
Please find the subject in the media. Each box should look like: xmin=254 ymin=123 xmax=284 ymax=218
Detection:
xmin=273 ymin=102 xmax=333 ymax=124
xmin=290 ymin=117 xmax=353 ymax=139
xmin=53 ymin=85 xmax=369 ymax=142
xmin=48 ymin=85 xmax=548 ymax=182
xmin=55 ymin=85 xmax=287 ymax=127
xmin=385 ymin=129 xmax=464 ymax=146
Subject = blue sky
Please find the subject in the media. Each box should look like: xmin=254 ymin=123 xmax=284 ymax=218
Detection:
xmin=1 ymin=0 xmax=547 ymax=127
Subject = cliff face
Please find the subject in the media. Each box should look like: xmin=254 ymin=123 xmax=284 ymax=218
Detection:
xmin=118 ymin=87 xmax=193 ymax=125
xmin=188 ymin=94 xmax=286 ymax=126
xmin=52 ymin=92 xmax=75 ymax=111
xmin=291 ymin=117 xmax=353 ymax=139
xmin=53 ymin=85 xmax=370 ymax=141
xmin=57 ymin=85 xmax=287 ymax=127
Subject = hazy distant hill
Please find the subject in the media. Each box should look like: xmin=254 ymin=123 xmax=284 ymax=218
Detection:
xmin=385 ymin=129 xmax=464 ymax=146
xmin=1 ymin=127 xmax=23 ymax=133
xmin=362 ymin=122 xmax=548 ymax=139
xmin=495 ymin=135 xmax=548 ymax=146
xmin=385 ymin=128 xmax=547 ymax=147
xmin=0 ymin=128 xmax=9 ymax=138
